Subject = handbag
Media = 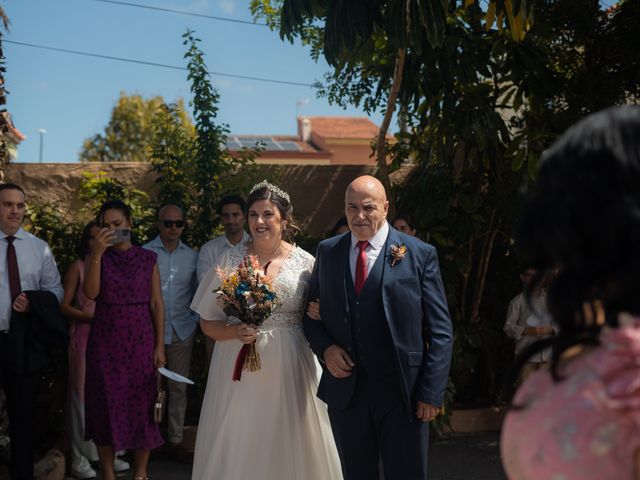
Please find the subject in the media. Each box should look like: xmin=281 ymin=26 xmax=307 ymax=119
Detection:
xmin=153 ymin=372 xmax=166 ymax=424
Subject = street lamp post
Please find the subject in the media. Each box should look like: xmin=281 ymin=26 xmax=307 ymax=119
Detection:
xmin=37 ymin=128 xmax=47 ymax=163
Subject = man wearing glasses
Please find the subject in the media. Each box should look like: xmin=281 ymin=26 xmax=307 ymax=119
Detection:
xmin=143 ymin=204 xmax=198 ymax=463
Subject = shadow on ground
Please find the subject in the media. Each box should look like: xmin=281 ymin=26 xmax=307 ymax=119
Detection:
xmin=113 ymin=432 xmax=506 ymax=480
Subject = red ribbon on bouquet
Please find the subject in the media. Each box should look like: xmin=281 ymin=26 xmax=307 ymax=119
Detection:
xmin=232 ymin=344 xmax=251 ymax=381
xmin=232 ymin=341 xmax=261 ymax=382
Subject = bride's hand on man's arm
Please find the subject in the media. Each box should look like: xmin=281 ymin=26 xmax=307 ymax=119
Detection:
xmin=307 ymin=300 xmax=321 ymax=320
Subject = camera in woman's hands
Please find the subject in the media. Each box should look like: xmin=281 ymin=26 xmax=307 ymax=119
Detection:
xmin=109 ymin=228 xmax=131 ymax=245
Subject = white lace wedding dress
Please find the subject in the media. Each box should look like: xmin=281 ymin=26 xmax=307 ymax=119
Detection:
xmin=190 ymin=243 xmax=343 ymax=480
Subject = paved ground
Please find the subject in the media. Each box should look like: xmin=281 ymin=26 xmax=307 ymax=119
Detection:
xmin=123 ymin=432 xmax=506 ymax=480
xmin=428 ymin=433 xmax=506 ymax=480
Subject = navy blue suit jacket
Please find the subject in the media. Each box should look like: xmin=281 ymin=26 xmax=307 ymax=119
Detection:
xmin=303 ymin=227 xmax=453 ymax=416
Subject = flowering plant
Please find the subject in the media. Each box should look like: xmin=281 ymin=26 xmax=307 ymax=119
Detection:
xmin=216 ymin=255 xmax=279 ymax=381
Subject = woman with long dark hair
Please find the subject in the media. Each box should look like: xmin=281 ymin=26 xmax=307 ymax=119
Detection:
xmin=83 ymin=200 xmax=165 ymax=480
xmin=501 ymin=106 xmax=640 ymax=479
xmin=62 ymin=221 xmax=132 ymax=478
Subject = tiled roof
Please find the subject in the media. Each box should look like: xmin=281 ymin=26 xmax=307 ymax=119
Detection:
xmin=227 ymin=117 xmax=387 ymax=165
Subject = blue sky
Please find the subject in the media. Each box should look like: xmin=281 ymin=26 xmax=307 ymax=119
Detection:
xmin=4 ymin=0 xmax=384 ymax=163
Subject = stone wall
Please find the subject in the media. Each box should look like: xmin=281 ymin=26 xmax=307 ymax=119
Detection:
xmin=4 ymin=162 xmax=414 ymax=237
xmin=5 ymin=162 xmax=157 ymax=219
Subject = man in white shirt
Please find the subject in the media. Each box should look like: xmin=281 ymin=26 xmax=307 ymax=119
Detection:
xmin=197 ymin=195 xmax=250 ymax=281
xmin=197 ymin=195 xmax=250 ymax=362
xmin=0 ymin=183 xmax=64 ymax=480
xmin=503 ymin=268 xmax=556 ymax=383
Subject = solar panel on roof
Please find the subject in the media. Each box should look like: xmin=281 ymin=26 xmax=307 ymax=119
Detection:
xmin=238 ymin=139 xmax=264 ymax=148
xmin=225 ymin=138 xmax=242 ymax=149
xmin=261 ymin=142 xmax=281 ymax=151
xmin=279 ymin=142 xmax=302 ymax=151
xmin=239 ymin=137 xmax=270 ymax=144
xmin=226 ymin=137 xmax=303 ymax=152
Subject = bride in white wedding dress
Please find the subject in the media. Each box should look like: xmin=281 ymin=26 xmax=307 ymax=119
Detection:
xmin=190 ymin=181 xmax=343 ymax=480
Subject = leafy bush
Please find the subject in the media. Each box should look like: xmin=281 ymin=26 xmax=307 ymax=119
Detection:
xmin=78 ymin=171 xmax=156 ymax=244
xmin=24 ymin=203 xmax=80 ymax=276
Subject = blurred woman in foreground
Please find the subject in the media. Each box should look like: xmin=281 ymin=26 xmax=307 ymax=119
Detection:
xmin=501 ymin=106 xmax=640 ymax=479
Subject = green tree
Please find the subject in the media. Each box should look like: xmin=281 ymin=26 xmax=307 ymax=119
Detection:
xmin=252 ymin=0 xmax=534 ymax=201
xmin=148 ymin=102 xmax=197 ymax=212
xmin=80 ymin=92 xmax=194 ymax=163
xmin=252 ymin=0 xmax=640 ymax=406
xmin=515 ymin=0 xmax=640 ymax=144
xmin=181 ymin=29 xmax=257 ymax=246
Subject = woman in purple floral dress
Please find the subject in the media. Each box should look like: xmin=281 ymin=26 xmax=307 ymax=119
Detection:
xmin=84 ymin=200 xmax=166 ymax=480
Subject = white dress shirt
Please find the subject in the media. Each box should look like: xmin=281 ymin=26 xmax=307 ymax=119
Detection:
xmin=349 ymin=221 xmax=390 ymax=283
xmin=143 ymin=236 xmax=198 ymax=343
xmin=197 ymin=231 xmax=251 ymax=282
xmin=0 ymin=227 xmax=64 ymax=331
xmin=503 ymin=291 xmax=556 ymax=362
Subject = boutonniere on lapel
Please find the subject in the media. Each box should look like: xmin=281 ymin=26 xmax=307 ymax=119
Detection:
xmin=389 ymin=244 xmax=407 ymax=267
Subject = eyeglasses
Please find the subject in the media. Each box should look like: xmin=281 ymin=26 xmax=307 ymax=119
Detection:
xmin=162 ymin=220 xmax=186 ymax=228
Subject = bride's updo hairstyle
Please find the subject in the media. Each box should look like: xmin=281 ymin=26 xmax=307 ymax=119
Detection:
xmin=246 ymin=181 xmax=300 ymax=242
xmin=510 ymin=106 xmax=640 ymax=389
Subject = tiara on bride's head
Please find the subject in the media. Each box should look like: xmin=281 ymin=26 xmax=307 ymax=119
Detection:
xmin=249 ymin=180 xmax=291 ymax=203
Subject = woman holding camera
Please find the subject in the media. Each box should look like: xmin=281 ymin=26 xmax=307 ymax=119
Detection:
xmin=84 ymin=200 xmax=166 ymax=480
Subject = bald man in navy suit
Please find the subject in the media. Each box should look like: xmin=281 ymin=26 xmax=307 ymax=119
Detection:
xmin=304 ymin=176 xmax=453 ymax=480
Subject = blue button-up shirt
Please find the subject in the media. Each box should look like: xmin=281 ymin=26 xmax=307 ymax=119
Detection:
xmin=0 ymin=227 xmax=64 ymax=331
xmin=143 ymin=236 xmax=198 ymax=344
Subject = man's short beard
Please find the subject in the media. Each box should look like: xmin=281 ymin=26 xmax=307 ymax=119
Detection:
xmin=225 ymin=225 xmax=242 ymax=234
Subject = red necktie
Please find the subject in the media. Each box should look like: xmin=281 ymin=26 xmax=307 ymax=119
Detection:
xmin=355 ymin=240 xmax=369 ymax=296
xmin=6 ymin=236 xmax=22 ymax=302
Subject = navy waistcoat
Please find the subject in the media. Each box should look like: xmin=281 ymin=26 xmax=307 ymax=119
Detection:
xmin=345 ymin=250 xmax=397 ymax=380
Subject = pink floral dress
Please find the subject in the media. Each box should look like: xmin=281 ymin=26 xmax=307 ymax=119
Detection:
xmin=501 ymin=314 xmax=640 ymax=479
xmin=68 ymin=259 xmax=95 ymax=404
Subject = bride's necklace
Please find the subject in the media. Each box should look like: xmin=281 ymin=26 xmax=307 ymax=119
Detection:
xmin=250 ymin=241 xmax=283 ymax=274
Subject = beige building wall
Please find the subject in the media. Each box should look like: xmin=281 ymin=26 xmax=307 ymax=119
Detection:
xmin=327 ymin=142 xmax=376 ymax=165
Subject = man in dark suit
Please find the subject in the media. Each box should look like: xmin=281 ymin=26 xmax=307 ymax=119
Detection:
xmin=0 ymin=183 xmax=65 ymax=480
xmin=303 ymin=175 xmax=453 ymax=480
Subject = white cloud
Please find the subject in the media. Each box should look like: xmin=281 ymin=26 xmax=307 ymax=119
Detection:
xmin=215 ymin=78 xmax=234 ymax=89
xmin=218 ymin=0 xmax=235 ymax=14
xmin=189 ymin=0 xmax=211 ymax=12
xmin=236 ymin=84 xmax=255 ymax=95
xmin=209 ymin=77 xmax=255 ymax=95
